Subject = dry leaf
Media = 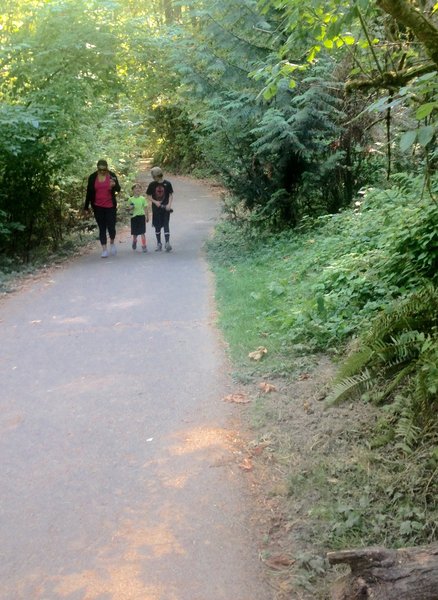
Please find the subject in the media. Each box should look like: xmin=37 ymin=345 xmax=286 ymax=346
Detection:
xmin=223 ymin=393 xmax=250 ymax=404
xmin=264 ymin=555 xmax=295 ymax=570
xmin=239 ymin=457 xmax=253 ymax=471
xmin=303 ymin=401 xmax=314 ymax=414
xmin=248 ymin=346 xmax=268 ymax=361
xmin=258 ymin=381 xmax=277 ymax=393
xmin=250 ymin=444 xmax=268 ymax=457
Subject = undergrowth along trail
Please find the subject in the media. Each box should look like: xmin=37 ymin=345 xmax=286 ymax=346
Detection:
xmin=207 ymin=179 xmax=438 ymax=599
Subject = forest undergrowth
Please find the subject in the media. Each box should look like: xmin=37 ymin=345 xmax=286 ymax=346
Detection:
xmin=207 ymin=177 xmax=438 ymax=599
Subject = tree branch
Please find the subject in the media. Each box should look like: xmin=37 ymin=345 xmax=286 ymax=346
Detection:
xmin=377 ymin=0 xmax=438 ymax=67
xmin=345 ymin=61 xmax=436 ymax=92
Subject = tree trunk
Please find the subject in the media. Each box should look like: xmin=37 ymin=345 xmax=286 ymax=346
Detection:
xmin=161 ymin=0 xmax=173 ymax=24
xmin=377 ymin=0 xmax=438 ymax=67
xmin=327 ymin=544 xmax=438 ymax=600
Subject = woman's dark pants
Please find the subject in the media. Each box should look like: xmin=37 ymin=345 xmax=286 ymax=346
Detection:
xmin=93 ymin=206 xmax=117 ymax=245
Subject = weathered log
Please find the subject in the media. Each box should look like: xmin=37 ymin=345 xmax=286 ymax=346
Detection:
xmin=327 ymin=544 xmax=438 ymax=600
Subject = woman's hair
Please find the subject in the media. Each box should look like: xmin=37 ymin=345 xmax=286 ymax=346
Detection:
xmin=97 ymin=159 xmax=108 ymax=168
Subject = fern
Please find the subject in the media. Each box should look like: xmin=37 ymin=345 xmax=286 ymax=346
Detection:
xmin=334 ymin=346 xmax=374 ymax=380
xmin=327 ymin=285 xmax=438 ymax=448
xmin=395 ymin=410 xmax=422 ymax=454
xmin=326 ymin=369 xmax=373 ymax=406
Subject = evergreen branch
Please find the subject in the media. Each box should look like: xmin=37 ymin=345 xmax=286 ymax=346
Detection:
xmin=205 ymin=45 xmax=255 ymax=75
xmin=205 ymin=12 xmax=273 ymax=51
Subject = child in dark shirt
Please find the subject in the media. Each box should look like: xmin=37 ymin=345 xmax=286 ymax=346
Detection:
xmin=146 ymin=166 xmax=174 ymax=252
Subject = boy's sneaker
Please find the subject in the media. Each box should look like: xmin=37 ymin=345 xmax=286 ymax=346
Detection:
xmin=101 ymin=250 xmax=108 ymax=258
xmin=142 ymin=246 xmax=148 ymax=253
xmin=155 ymin=243 xmax=162 ymax=252
xmin=132 ymin=241 xmax=137 ymax=250
xmin=165 ymin=242 xmax=172 ymax=252
xmin=110 ymin=244 xmax=117 ymax=256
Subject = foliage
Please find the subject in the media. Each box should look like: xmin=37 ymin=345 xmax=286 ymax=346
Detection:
xmin=291 ymin=438 xmax=438 ymax=550
xmin=170 ymin=2 xmax=383 ymax=226
xmin=208 ymin=169 xmax=438 ymax=416
xmin=147 ymin=103 xmax=203 ymax=171
xmin=208 ymin=168 xmax=438 ymax=556
xmin=254 ymin=0 xmax=438 ymax=167
xmin=2 ymin=0 xmax=437 ymax=254
xmin=327 ymin=285 xmax=438 ymax=448
xmin=0 ymin=0 xmax=155 ymax=258
xmin=214 ymin=190 xmax=432 ymax=377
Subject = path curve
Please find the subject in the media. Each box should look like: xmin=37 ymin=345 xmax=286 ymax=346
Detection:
xmin=0 ymin=175 xmax=270 ymax=600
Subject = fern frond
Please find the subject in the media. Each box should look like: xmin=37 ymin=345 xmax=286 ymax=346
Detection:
xmin=376 ymin=363 xmax=416 ymax=404
xmin=394 ymin=400 xmax=422 ymax=453
xmin=326 ymin=369 xmax=373 ymax=406
xmin=364 ymin=285 xmax=438 ymax=346
xmin=327 ymin=286 xmax=438 ymax=449
xmin=335 ymin=346 xmax=374 ymax=380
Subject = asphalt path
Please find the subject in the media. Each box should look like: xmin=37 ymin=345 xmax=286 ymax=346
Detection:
xmin=0 ymin=176 xmax=270 ymax=600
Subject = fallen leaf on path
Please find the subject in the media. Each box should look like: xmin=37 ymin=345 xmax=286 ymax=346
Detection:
xmin=248 ymin=346 xmax=268 ymax=361
xmin=263 ymin=555 xmax=296 ymax=570
xmin=258 ymin=381 xmax=277 ymax=393
xmin=239 ymin=457 xmax=253 ymax=471
xmin=223 ymin=393 xmax=251 ymax=404
xmin=250 ymin=444 xmax=268 ymax=457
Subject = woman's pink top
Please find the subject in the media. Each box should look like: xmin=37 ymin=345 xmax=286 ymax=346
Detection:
xmin=94 ymin=174 xmax=113 ymax=208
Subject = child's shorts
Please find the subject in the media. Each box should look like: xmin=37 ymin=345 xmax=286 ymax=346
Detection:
xmin=131 ymin=215 xmax=146 ymax=236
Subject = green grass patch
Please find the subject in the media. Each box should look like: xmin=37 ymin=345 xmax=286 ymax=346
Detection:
xmin=208 ymin=180 xmax=437 ymax=375
xmin=207 ymin=176 xmax=438 ymax=557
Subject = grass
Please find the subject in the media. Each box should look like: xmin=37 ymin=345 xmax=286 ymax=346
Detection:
xmin=207 ymin=184 xmax=438 ymax=597
xmin=208 ymin=200 xmax=399 ymax=378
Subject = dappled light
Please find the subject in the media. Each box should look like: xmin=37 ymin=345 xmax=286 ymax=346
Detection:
xmin=168 ymin=426 xmax=231 ymax=457
xmin=53 ymin=518 xmax=184 ymax=600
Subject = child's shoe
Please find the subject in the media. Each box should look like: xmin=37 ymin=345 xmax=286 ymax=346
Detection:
xmin=165 ymin=242 xmax=172 ymax=252
xmin=132 ymin=241 xmax=137 ymax=250
xmin=142 ymin=246 xmax=148 ymax=253
xmin=155 ymin=243 xmax=162 ymax=252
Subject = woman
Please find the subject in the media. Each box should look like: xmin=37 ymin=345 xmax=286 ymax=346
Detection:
xmin=84 ymin=159 xmax=121 ymax=258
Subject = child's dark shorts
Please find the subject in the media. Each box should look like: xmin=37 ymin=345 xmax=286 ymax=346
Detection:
xmin=131 ymin=215 xmax=146 ymax=236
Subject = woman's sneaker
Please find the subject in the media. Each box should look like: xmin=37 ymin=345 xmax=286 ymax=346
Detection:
xmin=110 ymin=244 xmax=117 ymax=256
xmin=101 ymin=250 xmax=108 ymax=258
xmin=165 ymin=242 xmax=172 ymax=252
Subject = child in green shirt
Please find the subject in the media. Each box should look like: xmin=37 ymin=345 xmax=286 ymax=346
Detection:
xmin=129 ymin=184 xmax=149 ymax=252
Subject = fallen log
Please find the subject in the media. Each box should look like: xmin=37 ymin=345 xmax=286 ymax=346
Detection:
xmin=327 ymin=544 xmax=438 ymax=600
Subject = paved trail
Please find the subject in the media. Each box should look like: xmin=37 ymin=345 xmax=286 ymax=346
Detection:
xmin=0 ymin=176 xmax=270 ymax=600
